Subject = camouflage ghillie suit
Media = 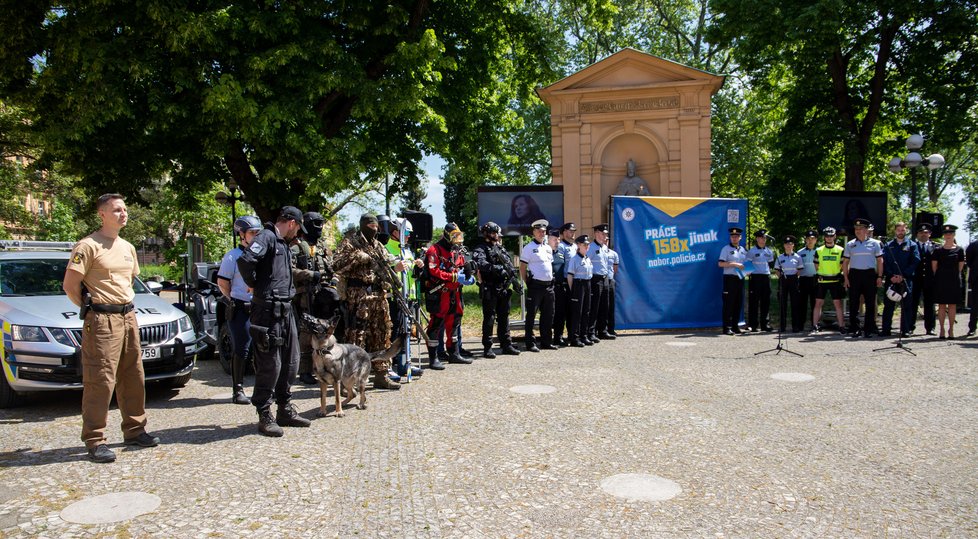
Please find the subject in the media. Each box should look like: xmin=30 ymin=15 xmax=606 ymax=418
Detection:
xmin=291 ymin=235 xmax=336 ymax=378
xmin=333 ymin=228 xmax=396 ymax=388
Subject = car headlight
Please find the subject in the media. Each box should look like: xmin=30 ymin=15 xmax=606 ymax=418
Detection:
xmin=178 ymin=315 xmax=193 ymax=333
xmin=11 ymin=325 xmax=49 ymax=342
xmin=49 ymin=328 xmax=75 ymax=347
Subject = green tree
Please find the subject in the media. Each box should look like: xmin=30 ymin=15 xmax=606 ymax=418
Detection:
xmin=709 ymin=0 xmax=978 ymax=193
xmin=0 ymin=1 xmax=555 ymax=221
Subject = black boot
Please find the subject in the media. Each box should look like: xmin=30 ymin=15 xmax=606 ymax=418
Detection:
xmin=276 ymin=403 xmax=311 ymax=428
xmin=427 ymin=346 xmax=446 ymax=370
xmin=483 ymin=347 xmax=496 ymax=359
xmin=447 ymin=349 xmax=473 ymax=364
xmin=231 ymin=354 xmax=251 ymax=405
xmin=258 ymin=409 xmax=284 ymax=437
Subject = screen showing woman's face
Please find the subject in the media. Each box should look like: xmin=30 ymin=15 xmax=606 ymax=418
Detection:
xmin=513 ymin=197 xmax=529 ymax=218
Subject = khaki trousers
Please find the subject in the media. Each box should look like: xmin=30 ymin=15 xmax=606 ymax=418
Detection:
xmin=80 ymin=311 xmax=147 ymax=449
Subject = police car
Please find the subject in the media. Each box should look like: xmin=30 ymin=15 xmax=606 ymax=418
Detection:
xmin=0 ymin=240 xmax=205 ymax=407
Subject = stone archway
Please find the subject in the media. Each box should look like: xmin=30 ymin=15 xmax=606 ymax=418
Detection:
xmin=536 ymin=48 xmax=725 ymax=226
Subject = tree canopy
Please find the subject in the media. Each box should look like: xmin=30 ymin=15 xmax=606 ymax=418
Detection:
xmin=0 ymin=0 xmax=555 ymax=221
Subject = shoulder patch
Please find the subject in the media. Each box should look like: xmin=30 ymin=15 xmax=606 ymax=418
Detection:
xmin=72 ymin=253 xmax=83 ymax=264
xmin=250 ymin=242 xmax=264 ymax=255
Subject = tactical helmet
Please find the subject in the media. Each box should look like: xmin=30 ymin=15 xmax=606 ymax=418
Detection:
xmin=481 ymin=221 xmax=501 ymax=237
xmin=376 ymin=214 xmax=393 ymax=244
xmin=303 ymin=212 xmax=325 ymax=232
xmin=443 ymin=222 xmax=463 ymax=244
xmin=233 ymin=215 xmax=262 ymax=235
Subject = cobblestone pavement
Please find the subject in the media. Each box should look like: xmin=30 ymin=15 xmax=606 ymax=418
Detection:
xmin=2 ymin=324 xmax=977 ymax=538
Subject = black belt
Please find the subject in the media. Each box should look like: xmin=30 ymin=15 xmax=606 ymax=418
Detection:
xmin=90 ymin=302 xmax=135 ymax=314
xmin=233 ymin=299 xmax=252 ymax=309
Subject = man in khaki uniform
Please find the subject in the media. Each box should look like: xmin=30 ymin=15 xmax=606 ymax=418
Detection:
xmin=63 ymin=193 xmax=159 ymax=463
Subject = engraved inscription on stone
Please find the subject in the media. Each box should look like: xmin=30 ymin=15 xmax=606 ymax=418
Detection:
xmin=580 ymin=97 xmax=679 ymax=113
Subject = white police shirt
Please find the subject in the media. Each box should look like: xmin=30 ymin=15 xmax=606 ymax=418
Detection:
xmin=746 ymin=246 xmax=774 ymax=275
xmin=520 ymin=239 xmax=554 ymax=282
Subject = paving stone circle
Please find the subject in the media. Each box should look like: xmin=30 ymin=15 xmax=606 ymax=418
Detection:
xmin=600 ymin=473 xmax=682 ymax=502
xmin=60 ymin=492 xmax=161 ymax=525
xmin=770 ymin=372 xmax=816 ymax=382
xmin=509 ymin=384 xmax=557 ymax=394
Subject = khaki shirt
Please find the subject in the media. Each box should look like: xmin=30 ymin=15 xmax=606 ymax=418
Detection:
xmin=67 ymin=231 xmax=140 ymax=304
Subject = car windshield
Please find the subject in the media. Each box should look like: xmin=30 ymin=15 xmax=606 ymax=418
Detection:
xmin=0 ymin=259 xmax=148 ymax=296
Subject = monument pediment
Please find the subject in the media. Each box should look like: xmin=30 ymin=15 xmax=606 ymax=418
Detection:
xmin=537 ymin=48 xmax=724 ymax=99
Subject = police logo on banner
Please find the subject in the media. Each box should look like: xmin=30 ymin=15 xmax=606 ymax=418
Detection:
xmin=621 ymin=207 xmax=636 ymax=222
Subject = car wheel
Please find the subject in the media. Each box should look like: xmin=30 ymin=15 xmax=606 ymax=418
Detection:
xmin=218 ymin=320 xmax=233 ymax=375
xmin=163 ymin=372 xmax=192 ymax=389
xmin=0 ymin=372 xmax=22 ymax=408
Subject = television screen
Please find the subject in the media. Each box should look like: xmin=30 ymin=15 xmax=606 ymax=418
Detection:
xmin=817 ymin=191 xmax=887 ymax=236
xmin=477 ymin=186 xmax=565 ymax=236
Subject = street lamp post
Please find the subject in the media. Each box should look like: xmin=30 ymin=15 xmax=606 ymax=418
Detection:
xmin=887 ymin=134 xmax=945 ymax=226
xmin=215 ymin=179 xmax=245 ymax=243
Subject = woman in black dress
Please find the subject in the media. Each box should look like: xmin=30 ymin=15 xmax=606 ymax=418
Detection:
xmin=930 ymin=224 xmax=966 ymax=339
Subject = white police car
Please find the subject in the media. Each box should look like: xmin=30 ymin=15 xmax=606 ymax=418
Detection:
xmin=0 ymin=240 xmax=205 ymax=407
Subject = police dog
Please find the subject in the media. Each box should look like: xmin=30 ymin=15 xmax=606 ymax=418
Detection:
xmin=304 ymin=315 xmax=402 ymax=418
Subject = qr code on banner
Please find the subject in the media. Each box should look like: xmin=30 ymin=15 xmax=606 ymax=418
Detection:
xmin=727 ymin=209 xmax=740 ymax=223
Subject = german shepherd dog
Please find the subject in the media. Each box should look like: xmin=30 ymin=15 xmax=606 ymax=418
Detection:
xmin=303 ymin=314 xmax=402 ymax=418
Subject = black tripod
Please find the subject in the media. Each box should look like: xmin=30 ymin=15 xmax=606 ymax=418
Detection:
xmin=756 ymin=268 xmax=803 ymax=357
xmin=873 ymin=237 xmax=916 ymax=356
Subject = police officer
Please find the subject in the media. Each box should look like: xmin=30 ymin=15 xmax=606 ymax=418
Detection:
xmin=548 ymin=228 xmax=565 ymax=346
xmin=565 ymin=234 xmax=593 ymax=346
xmin=880 ymin=221 xmax=920 ymax=337
xmin=911 ymin=223 xmax=938 ymax=335
xmin=292 ymin=211 xmax=338 ymax=385
xmin=606 ymin=243 xmax=620 ymax=337
xmin=747 ymin=229 xmax=775 ymax=331
xmin=842 ymin=217 xmax=884 ymax=337
xmin=718 ymin=227 xmax=747 ymax=335
xmin=472 ymin=222 xmax=521 ymax=358
xmin=236 ymin=206 xmax=311 ymax=437
xmin=587 ymin=223 xmax=615 ymax=341
xmin=384 ymin=217 xmax=425 ymax=378
xmin=966 ymin=236 xmax=978 ymax=337
xmin=774 ymin=235 xmax=804 ymax=332
xmin=217 ymin=215 xmax=262 ymax=405
xmin=334 ymin=214 xmax=401 ymax=388
xmin=797 ymin=229 xmax=819 ymax=330
xmin=551 ymin=222 xmax=576 ymax=345
xmin=812 ymin=227 xmax=846 ymax=333
xmin=63 ymin=193 xmax=159 ymax=463
xmin=520 ymin=219 xmax=556 ymax=352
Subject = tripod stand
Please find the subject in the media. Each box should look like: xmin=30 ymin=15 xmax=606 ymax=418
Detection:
xmin=873 ymin=237 xmax=916 ymax=356
xmin=756 ymin=268 xmax=804 ymax=357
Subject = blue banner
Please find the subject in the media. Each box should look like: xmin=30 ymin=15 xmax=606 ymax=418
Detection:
xmin=612 ymin=197 xmax=748 ymax=329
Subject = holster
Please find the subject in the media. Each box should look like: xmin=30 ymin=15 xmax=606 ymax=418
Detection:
xmin=249 ymin=323 xmax=284 ymax=352
xmin=78 ymin=294 xmax=92 ymax=320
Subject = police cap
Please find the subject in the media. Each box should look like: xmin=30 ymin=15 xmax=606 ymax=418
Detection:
xmin=728 ymin=227 xmax=743 ymax=235
xmin=593 ymin=223 xmax=609 ymax=233
xmin=853 ymin=218 xmax=872 ymax=228
xmin=575 ymin=234 xmax=590 ymax=244
xmin=804 ymin=229 xmax=818 ymax=238
xmin=559 ymin=222 xmax=577 ymax=233
xmin=531 ymin=219 xmax=549 ymax=230
xmin=548 ymin=228 xmax=560 ymax=237
xmin=754 ymin=229 xmax=767 ymax=237
xmin=941 ymin=224 xmax=958 ymax=234
xmin=783 ymin=235 xmax=796 ymax=244
xmin=916 ymin=223 xmax=933 ymax=233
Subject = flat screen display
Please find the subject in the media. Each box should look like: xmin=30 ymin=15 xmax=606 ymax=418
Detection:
xmin=817 ymin=191 xmax=887 ymax=236
xmin=477 ymin=186 xmax=565 ymax=236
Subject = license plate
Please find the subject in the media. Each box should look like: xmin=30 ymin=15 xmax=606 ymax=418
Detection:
xmin=141 ymin=347 xmax=160 ymax=361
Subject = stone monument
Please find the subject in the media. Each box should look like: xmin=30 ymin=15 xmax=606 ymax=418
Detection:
xmin=614 ymin=159 xmax=651 ymax=196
